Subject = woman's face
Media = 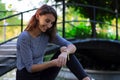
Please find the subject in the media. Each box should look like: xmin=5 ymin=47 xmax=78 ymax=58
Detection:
xmin=38 ymin=13 xmax=55 ymax=32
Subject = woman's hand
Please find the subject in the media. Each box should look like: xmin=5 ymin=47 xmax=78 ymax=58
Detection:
xmin=51 ymin=52 xmax=68 ymax=67
xmin=60 ymin=46 xmax=67 ymax=53
xmin=57 ymin=52 xmax=67 ymax=67
xmin=51 ymin=52 xmax=67 ymax=67
xmin=51 ymin=44 xmax=76 ymax=67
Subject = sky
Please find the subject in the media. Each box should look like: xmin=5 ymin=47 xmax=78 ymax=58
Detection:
xmin=1 ymin=0 xmax=57 ymax=21
xmin=1 ymin=0 xmax=54 ymax=12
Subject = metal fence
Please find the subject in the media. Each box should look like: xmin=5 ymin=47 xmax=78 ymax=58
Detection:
xmin=0 ymin=2 xmax=119 ymax=44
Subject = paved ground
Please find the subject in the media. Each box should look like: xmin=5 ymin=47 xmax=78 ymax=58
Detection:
xmin=56 ymin=68 xmax=78 ymax=80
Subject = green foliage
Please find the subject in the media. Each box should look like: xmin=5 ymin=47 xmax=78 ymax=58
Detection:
xmin=97 ymin=32 xmax=116 ymax=39
xmin=6 ymin=16 xmax=21 ymax=25
xmin=0 ymin=0 xmax=6 ymax=18
xmin=44 ymin=53 xmax=54 ymax=61
xmin=56 ymin=5 xmax=117 ymax=39
xmin=0 ymin=0 xmax=22 ymax=42
xmin=55 ymin=0 xmax=120 ymax=22
xmin=0 ymin=1 xmax=12 ymax=18
xmin=96 ymin=26 xmax=116 ymax=39
xmin=55 ymin=0 xmax=120 ymax=39
xmin=65 ymin=22 xmax=118 ymax=40
xmin=66 ymin=22 xmax=91 ymax=39
xmin=0 ymin=1 xmax=21 ymax=24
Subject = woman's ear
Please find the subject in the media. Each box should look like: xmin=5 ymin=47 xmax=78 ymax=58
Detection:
xmin=36 ymin=13 xmax=40 ymax=20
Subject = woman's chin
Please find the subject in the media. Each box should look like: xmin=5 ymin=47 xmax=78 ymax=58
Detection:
xmin=42 ymin=29 xmax=47 ymax=32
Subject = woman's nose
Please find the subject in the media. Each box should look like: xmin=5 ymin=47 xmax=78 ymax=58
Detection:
xmin=47 ymin=23 xmax=52 ymax=28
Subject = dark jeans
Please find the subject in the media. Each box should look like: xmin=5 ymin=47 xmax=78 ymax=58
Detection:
xmin=16 ymin=51 xmax=88 ymax=80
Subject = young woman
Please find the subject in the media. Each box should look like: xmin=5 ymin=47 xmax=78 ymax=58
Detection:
xmin=16 ymin=4 xmax=91 ymax=80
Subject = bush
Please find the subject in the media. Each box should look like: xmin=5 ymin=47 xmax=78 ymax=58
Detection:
xmin=66 ymin=23 xmax=91 ymax=39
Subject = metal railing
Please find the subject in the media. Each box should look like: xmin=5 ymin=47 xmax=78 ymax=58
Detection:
xmin=0 ymin=3 xmax=119 ymax=44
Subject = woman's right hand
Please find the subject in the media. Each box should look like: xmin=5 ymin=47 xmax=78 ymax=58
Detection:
xmin=51 ymin=58 xmax=65 ymax=67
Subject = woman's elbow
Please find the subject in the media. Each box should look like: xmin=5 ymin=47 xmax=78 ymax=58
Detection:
xmin=73 ymin=44 xmax=77 ymax=53
xmin=69 ymin=44 xmax=77 ymax=53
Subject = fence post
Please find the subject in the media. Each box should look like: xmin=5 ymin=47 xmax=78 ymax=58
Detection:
xmin=93 ymin=7 xmax=96 ymax=38
xmin=62 ymin=0 xmax=65 ymax=38
xmin=115 ymin=0 xmax=118 ymax=40
xmin=3 ymin=20 xmax=8 ymax=41
xmin=21 ymin=13 xmax=23 ymax=32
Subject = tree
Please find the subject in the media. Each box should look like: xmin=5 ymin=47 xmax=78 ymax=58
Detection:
xmin=0 ymin=0 xmax=6 ymax=18
xmin=54 ymin=0 xmax=120 ymax=38
xmin=0 ymin=0 xmax=21 ymax=24
xmin=0 ymin=0 xmax=21 ymax=42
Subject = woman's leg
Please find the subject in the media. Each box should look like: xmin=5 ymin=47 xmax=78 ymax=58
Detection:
xmin=66 ymin=54 xmax=89 ymax=80
xmin=16 ymin=68 xmax=41 ymax=80
xmin=40 ymin=51 xmax=61 ymax=80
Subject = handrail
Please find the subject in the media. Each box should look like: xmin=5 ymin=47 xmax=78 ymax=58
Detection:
xmin=0 ymin=8 xmax=37 ymax=44
xmin=0 ymin=8 xmax=37 ymax=21
xmin=57 ymin=20 xmax=116 ymax=26
xmin=53 ymin=3 xmax=120 ymax=15
xmin=0 ymin=36 xmax=18 ymax=45
xmin=66 ymin=3 xmax=118 ymax=14
xmin=0 ymin=3 xmax=119 ymax=44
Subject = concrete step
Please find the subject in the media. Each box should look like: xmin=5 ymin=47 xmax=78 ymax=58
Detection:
xmin=0 ymin=45 xmax=16 ymax=49
xmin=56 ymin=68 xmax=78 ymax=80
xmin=0 ymin=54 xmax=16 ymax=58
xmin=0 ymin=49 xmax=16 ymax=55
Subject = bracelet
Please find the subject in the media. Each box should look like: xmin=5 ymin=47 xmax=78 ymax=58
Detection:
xmin=62 ymin=50 xmax=70 ymax=61
xmin=67 ymin=54 xmax=70 ymax=61
xmin=63 ymin=49 xmax=69 ymax=53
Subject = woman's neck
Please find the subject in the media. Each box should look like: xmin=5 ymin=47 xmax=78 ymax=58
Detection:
xmin=29 ymin=27 xmax=41 ymax=38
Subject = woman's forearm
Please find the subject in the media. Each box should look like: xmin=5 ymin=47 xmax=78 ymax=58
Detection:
xmin=67 ymin=44 xmax=76 ymax=53
xmin=61 ymin=44 xmax=76 ymax=54
xmin=31 ymin=60 xmax=56 ymax=73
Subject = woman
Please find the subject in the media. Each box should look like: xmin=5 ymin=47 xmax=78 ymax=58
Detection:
xmin=16 ymin=4 xmax=91 ymax=80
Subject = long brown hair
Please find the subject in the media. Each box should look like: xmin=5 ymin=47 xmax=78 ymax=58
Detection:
xmin=25 ymin=4 xmax=57 ymax=42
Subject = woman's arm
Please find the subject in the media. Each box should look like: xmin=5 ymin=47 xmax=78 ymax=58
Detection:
xmin=31 ymin=59 xmax=59 ymax=73
xmin=56 ymin=44 xmax=76 ymax=67
xmin=31 ymin=44 xmax=77 ymax=73
xmin=60 ymin=44 xmax=76 ymax=54
xmin=52 ymin=34 xmax=76 ymax=54
xmin=51 ymin=34 xmax=77 ymax=67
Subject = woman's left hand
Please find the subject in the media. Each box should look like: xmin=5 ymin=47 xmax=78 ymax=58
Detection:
xmin=57 ymin=52 xmax=67 ymax=67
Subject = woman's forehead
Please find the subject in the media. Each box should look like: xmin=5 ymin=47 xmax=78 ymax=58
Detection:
xmin=42 ymin=14 xmax=55 ymax=22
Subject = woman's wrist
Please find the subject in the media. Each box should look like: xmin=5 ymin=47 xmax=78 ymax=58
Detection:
xmin=62 ymin=49 xmax=69 ymax=54
xmin=60 ymin=46 xmax=70 ymax=54
xmin=60 ymin=46 xmax=71 ymax=61
xmin=50 ymin=60 xmax=56 ymax=67
xmin=61 ymin=50 xmax=70 ymax=61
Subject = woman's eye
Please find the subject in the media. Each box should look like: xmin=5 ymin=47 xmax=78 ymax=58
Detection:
xmin=51 ymin=22 xmax=54 ymax=25
xmin=45 ymin=19 xmax=50 ymax=23
xmin=45 ymin=19 xmax=54 ymax=25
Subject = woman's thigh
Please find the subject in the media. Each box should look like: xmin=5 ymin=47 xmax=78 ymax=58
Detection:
xmin=40 ymin=66 xmax=61 ymax=80
xmin=16 ymin=68 xmax=41 ymax=80
xmin=16 ymin=67 xmax=61 ymax=80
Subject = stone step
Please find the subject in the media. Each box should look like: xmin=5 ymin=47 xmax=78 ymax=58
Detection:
xmin=0 ymin=49 xmax=16 ymax=55
xmin=0 ymin=55 xmax=16 ymax=58
xmin=0 ymin=45 xmax=16 ymax=49
xmin=57 ymin=68 xmax=78 ymax=80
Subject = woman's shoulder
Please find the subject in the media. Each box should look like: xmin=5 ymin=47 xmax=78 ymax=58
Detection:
xmin=18 ymin=31 xmax=30 ymax=40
